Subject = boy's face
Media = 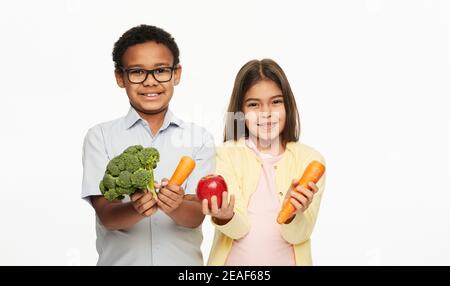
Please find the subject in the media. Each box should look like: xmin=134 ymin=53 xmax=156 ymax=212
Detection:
xmin=115 ymin=41 xmax=181 ymax=115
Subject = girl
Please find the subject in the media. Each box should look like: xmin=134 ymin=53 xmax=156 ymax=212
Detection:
xmin=202 ymin=59 xmax=326 ymax=266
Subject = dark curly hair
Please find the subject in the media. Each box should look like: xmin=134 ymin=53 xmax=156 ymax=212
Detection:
xmin=112 ymin=24 xmax=180 ymax=70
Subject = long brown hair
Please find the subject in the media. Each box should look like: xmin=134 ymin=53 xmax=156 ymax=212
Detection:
xmin=223 ymin=59 xmax=300 ymax=147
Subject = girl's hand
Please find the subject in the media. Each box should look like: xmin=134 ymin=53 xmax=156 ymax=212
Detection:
xmin=201 ymin=191 xmax=235 ymax=225
xmin=284 ymin=179 xmax=319 ymax=221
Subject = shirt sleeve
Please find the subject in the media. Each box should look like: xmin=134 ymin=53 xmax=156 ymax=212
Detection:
xmin=183 ymin=129 xmax=216 ymax=195
xmin=81 ymin=125 xmax=110 ymax=205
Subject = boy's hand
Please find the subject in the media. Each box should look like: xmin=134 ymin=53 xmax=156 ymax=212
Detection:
xmin=156 ymin=178 xmax=185 ymax=214
xmin=130 ymin=190 xmax=157 ymax=217
xmin=284 ymin=179 xmax=319 ymax=221
xmin=201 ymin=191 xmax=235 ymax=225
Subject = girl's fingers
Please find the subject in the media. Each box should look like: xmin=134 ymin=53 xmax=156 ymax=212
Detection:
xmin=201 ymin=199 xmax=210 ymax=215
xmin=308 ymin=182 xmax=319 ymax=193
xmin=299 ymin=187 xmax=314 ymax=202
xmin=228 ymin=194 xmax=235 ymax=211
xmin=222 ymin=192 xmax=229 ymax=208
xmin=290 ymin=197 xmax=304 ymax=212
xmin=211 ymin=196 xmax=219 ymax=215
xmin=291 ymin=191 xmax=309 ymax=208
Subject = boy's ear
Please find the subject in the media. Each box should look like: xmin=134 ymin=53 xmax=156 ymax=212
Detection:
xmin=115 ymin=69 xmax=125 ymax=88
xmin=173 ymin=64 xmax=182 ymax=86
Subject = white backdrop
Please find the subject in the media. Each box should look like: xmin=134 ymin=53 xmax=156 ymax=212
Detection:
xmin=0 ymin=0 xmax=449 ymax=265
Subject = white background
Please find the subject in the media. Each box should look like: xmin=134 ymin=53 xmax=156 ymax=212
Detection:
xmin=0 ymin=0 xmax=449 ymax=265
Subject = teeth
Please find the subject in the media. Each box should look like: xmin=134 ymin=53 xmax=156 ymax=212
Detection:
xmin=143 ymin=93 xmax=159 ymax=97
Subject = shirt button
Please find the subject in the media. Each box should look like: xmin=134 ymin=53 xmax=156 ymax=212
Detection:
xmin=274 ymin=166 xmax=278 ymax=170
xmin=279 ymin=192 xmax=283 ymax=196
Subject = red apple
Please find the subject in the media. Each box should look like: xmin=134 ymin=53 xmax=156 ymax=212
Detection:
xmin=196 ymin=174 xmax=228 ymax=208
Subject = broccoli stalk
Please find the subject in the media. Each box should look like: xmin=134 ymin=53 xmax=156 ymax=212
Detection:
xmin=147 ymin=167 xmax=157 ymax=201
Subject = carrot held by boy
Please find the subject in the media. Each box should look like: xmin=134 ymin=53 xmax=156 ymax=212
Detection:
xmin=156 ymin=156 xmax=196 ymax=214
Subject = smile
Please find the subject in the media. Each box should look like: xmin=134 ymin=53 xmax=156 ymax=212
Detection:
xmin=139 ymin=92 xmax=162 ymax=98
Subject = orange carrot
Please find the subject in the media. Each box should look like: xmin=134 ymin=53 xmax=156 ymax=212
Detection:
xmin=277 ymin=160 xmax=325 ymax=224
xmin=169 ymin=156 xmax=196 ymax=186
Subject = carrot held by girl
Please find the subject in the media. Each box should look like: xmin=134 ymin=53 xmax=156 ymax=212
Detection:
xmin=202 ymin=59 xmax=326 ymax=266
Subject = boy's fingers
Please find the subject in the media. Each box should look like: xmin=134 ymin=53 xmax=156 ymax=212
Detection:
xmin=139 ymin=193 xmax=153 ymax=205
xmin=131 ymin=191 xmax=144 ymax=202
xmin=158 ymin=192 xmax=176 ymax=206
xmin=161 ymin=178 xmax=169 ymax=187
xmin=143 ymin=207 xmax=156 ymax=217
xmin=169 ymin=185 xmax=184 ymax=196
xmin=140 ymin=200 xmax=156 ymax=212
xmin=156 ymin=199 xmax=171 ymax=213
xmin=160 ymin=187 xmax=179 ymax=201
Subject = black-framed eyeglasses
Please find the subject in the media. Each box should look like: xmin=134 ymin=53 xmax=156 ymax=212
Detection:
xmin=121 ymin=66 xmax=176 ymax=84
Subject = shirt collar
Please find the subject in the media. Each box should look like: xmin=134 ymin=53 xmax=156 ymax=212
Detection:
xmin=124 ymin=106 xmax=183 ymax=130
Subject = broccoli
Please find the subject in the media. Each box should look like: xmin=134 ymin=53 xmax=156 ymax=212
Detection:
xmin=99 ymin=145 xmax=160 ymax=201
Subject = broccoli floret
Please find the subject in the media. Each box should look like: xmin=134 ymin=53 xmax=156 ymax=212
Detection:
xmin=116 ymin=171 xmax=132 ymax=188
xmin=100 ymin=145 xmax=160 ymax=202
xmin=131 ymin=168 xmax=151 ymax=189
xmin=123 ymin=145 xmax=143 ymax=154
xmin=104 ymin=188 xmax=118 ymax=201
xmin=122 ymin=153 xmax=141 ymax=173
xmin=103 ymin=173 xmax=116 ymax=189
xmin=138 ymin=147 xmax=160 ymax=169
xmin=116 ymin=186 xmax=134 ymax=196
xmin=99 ymin=181 xmax=106 ymax=195
xmin=106 ymin=158 xmax=121 ymax=176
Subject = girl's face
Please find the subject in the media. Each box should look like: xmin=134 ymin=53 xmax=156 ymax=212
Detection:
xmin=243 ymin=80 xmax=286 ymax=143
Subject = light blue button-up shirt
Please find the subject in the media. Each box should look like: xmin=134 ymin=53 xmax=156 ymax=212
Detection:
xmin=81 ymin=107 xmax=215 ymax=266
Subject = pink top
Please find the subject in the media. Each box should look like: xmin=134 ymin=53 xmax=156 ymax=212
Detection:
xmin=224 ymin=139 xmax=296 ymax=266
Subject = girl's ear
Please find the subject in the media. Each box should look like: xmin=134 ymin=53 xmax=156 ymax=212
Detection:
xmin=173 ymin=64 xmax=182 ymax=86
xmin=115 ymin=69 xmax=125 ymax=88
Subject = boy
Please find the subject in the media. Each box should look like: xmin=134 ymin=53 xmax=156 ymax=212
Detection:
xmin=81 ymin=25 xmax=215 ymax=265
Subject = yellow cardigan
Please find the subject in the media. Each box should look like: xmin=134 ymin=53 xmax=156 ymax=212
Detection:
xmin=207 ymin=138 xmax=326 ymax=266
